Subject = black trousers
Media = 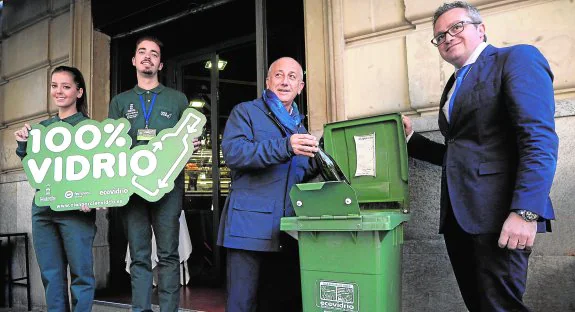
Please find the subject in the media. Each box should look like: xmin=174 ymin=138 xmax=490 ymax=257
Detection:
xmin=443 ymin=207 xmax=531 ymax=312
xmin=225 ymin=233 xmax=302 ymax=312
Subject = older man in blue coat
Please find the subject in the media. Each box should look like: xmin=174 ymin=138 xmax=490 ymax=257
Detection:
xmin=217 ymin=57 xmax=319 ymax=311
xmin=402 ymin=2 xmax=558 ymax=311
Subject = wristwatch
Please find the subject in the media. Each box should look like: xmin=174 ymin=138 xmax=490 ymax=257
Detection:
xmin=513 ymin=209 xmax=539 ymax=222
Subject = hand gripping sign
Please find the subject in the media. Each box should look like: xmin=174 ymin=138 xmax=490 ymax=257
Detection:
xmin=22 ymin=108 xmax=207 ymax=211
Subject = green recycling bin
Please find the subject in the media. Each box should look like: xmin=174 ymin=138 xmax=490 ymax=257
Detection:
xmin=281 ymin=113 xmax=410 ymax=312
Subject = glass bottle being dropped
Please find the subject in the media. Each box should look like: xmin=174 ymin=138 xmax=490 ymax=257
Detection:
xmin=314 ymin=142 xmax=350 ymax=185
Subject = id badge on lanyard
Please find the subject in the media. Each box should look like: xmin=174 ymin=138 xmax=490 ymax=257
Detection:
xmin=137 ymin=93 xmax=157 ymax=140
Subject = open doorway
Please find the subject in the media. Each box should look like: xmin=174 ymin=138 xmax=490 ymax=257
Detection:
xmin=92 ymin=0 xmax=305 ymax=310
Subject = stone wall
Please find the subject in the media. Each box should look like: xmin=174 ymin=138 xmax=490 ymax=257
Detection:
xmin=0 ymin=0 xmax=110 ymax=310
xmin=304 ymin=0 xmax=575 ymax=310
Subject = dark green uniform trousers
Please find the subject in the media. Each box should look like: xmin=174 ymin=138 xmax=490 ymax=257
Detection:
xmin=122 ymin=175 xmax=184 ymax=312
xmin=32 ymin=205 xmax=96 ymax=312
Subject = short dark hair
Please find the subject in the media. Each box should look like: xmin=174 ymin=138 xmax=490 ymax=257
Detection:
xmin=134 ymin=36 xmax=164 ymax=57
xmin=51 ymin=66 xmax=89 ymax=117
xmin=433 ymin=1 xmax=486 ymax=42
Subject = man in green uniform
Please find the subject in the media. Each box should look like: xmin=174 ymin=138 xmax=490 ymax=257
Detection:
xmin=108 ymin=36 xmax=197 ymax=312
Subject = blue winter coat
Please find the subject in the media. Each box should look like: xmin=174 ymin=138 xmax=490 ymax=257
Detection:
xmin=217 ymin=97 xmax=317 ymax=252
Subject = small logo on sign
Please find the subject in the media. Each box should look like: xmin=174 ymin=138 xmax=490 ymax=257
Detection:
xmin=65 ymin=191 xmax=74 ymax=199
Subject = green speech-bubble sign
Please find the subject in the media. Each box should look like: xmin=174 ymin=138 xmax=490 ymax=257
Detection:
xmin=23 ymin=108 xmax=206 ymax=211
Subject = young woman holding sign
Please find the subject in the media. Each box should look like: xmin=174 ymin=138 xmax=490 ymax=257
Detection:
xmin=14 ymin=66 xmax=97 ymax=312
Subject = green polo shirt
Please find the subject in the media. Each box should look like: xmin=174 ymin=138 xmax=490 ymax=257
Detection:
xmin=16 ymin=112 xmax=88 ymax=159
xmin=108 ymin=84 xmax=189 ymax=147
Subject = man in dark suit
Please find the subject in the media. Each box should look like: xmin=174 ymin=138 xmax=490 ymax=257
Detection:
xmin=402 ymin=1 xmax=558 ymax=311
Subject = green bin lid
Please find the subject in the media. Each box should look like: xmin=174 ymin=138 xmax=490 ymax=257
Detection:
xmin=322 ymin=113 xmax=409 ymax=209
xmin=290 ymin=181 xmax=360 ymax=217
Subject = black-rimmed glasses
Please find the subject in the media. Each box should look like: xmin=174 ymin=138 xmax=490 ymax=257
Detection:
xmin=431 ymin=21 xmax=481 ymax=47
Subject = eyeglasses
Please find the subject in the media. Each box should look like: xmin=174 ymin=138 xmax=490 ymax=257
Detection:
xmin=431 ymin=21 xmax=481 ymax=47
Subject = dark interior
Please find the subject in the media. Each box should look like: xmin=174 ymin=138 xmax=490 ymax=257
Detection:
xmin=92 ymin=0 xmax=305 ymax=309
xmin=94 ymin=0 xmax=306 ymax=116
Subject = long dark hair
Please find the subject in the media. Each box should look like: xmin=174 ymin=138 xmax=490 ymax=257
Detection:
xmin=51 ymin=66 xmax=89 ymax=117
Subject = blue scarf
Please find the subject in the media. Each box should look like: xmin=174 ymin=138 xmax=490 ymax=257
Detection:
xmin=263 ymin=89 xmax=301 ymax=135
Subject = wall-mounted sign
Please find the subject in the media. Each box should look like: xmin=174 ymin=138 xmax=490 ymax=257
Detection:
xmin=22 ymin=108 xmax=206 ymax=211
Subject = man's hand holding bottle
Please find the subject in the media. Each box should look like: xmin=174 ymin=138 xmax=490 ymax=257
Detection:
xmin=290 ymin=134 xmax=319 ymax=157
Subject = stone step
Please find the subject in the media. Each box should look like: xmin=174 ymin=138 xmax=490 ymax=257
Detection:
xmin=92 ymin=300 xmax=131 ymax=312
xmin=93 ymin=300 xmax=205 ymax=312
xmin=0 ymin=301 xmax=205 ymax=312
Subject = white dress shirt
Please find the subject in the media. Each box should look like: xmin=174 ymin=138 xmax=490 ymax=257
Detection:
xmin=442 ymin=42 xmax=488 ymax=122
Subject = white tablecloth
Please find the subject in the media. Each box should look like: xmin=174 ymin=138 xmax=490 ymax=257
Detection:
xmin=125 ymin=210 xmax=193 ymax=285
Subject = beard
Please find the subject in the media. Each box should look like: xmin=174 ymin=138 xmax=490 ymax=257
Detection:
xmin=141 ymin=69 xmax=155 ymax=76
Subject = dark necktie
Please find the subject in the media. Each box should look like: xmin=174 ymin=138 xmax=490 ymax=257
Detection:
xmin=448 ymin=64 xmax=472 ymax=118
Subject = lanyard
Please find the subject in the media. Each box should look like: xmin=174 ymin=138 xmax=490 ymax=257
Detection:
xmin=139 ymin=93 xmax=157 ymax=128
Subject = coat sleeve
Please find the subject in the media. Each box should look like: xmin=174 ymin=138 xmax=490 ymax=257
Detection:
xmin=502 ymin=45 xmax=559 ymax=217
xmin=407 ymin=132 xmax=446 ymax=167
xmin=15 ymin=141 xmax=27 ymax=159
xmin=222 ymin=103 xmax=293 ymax=170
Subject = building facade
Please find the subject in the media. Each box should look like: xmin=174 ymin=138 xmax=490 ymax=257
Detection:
xmin=1 ymin=0 xmax=574 ymax=310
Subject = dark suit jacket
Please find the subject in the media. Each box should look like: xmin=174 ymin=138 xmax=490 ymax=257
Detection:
xmin=408 ymin=44 xmax=558 ymax=234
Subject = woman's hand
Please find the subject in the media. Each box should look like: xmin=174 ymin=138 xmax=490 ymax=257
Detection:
xmin=14 ymin=124 xmax=32 ymax=142
xmin=79 ymin=205 xmax=91 ymax=213
xmin=79 ymin=205 xmax=107 ymax=213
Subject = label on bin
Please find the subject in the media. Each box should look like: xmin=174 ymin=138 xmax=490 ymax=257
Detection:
xmin=354 ymin=133 xmax=376 ymax=177
xmin=316 ymin=280 xmax=359 ymax=311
